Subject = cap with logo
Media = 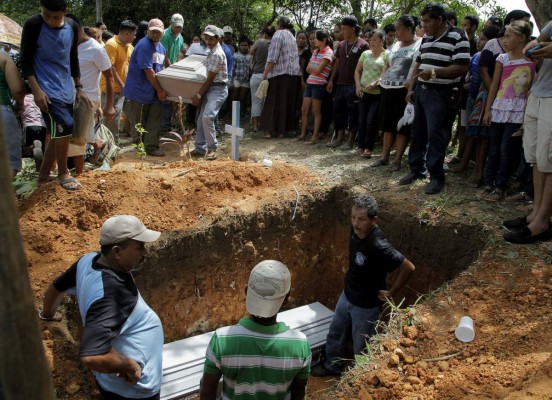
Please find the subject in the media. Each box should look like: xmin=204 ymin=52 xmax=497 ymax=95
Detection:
xmin=203 ymin=25 xmax=220 ymax=37
xmin=148 ymin=18 xmax=164 ymax=33
xmin=100 ymin=215 xmax=161 ymax=246
xmin=246 ymin=260 xmax=291 ymax=318
xmin=170 ymin=13 xmax=184 ymax=28
xmin=222 ymin=26 xmax=233 ymax=34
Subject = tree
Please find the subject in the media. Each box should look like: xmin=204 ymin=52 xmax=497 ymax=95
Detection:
xmin=525 ymin=0 xmax=551 ymax=30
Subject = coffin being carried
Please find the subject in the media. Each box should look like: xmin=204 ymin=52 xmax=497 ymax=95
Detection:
xmin=156 ymin=55 xmax=207 ymax=103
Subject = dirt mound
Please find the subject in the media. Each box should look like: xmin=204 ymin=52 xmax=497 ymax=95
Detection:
xmin=20 ymin=158 xmax=321 ymax=286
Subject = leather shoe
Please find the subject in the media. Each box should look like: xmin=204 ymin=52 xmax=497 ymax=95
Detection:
xmin=503 ymin=216 xmax=529 ymax=231
xmin=503 ymin=226 xmax=552 ymax=244
xmin=189 ymin=149 xmax=205 ymax=157
xmin=146 ymin=148 xmax=165 ymax=157
xmin=398 ymin=171 xmax=425 ymax=185
xmin=310 ymin=364 xmax=341 ymax=377
xmin=425 ymin=179 xmax=444 ymax=194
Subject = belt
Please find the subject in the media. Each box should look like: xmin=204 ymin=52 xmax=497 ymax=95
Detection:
xmin=419 ymin=82 xmax=455 ymax=90
xmin=211 ymin=82 xmax=226 ymax=86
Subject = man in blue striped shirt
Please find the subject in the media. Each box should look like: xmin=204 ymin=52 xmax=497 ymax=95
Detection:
xmin=200 ymin=260 xmax=311 ymax=400
xmin=399 ymin=2 xmax=470 ymax=194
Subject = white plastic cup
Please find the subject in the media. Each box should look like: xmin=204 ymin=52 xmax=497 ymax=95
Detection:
xmin=262 ymin=158 xmax=273 ymax=167
xmin=455 ymin=316 xmax=475 ymax=343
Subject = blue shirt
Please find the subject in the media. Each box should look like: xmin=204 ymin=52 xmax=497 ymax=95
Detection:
xmin=222 ymin=43 xmax=233 ymax=81
xmin=124 ymin=36 xmax=166 ymax=104
xmin=21 ymin=15 xmax=81 ymax=103
xmin=468 ymin=52 xmax=481 ymax=100
xmin=54 ymin=252 xmax=164 ymax=398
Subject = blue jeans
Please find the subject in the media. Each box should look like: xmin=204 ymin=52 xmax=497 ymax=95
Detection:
xmin=408 ymin=84 xmax=453 ymax=182
xmin=484 ymin=122 xmax=520 ymax=190
xmin=358 ymin=93 xmax=381 ymax=151
xmin=324 ymin=292 xmax=380 ymax=373
xmin=333 ymin=84 xmax=358 ymax=132
xmin=194 ymin=84 xmax=228 ymax=154
xmin=161 ymin=100 xmax=173 ymax=131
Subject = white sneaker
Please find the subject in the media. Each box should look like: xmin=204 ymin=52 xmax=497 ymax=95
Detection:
xmin=205 ymin=150 xmax=217 ymax=160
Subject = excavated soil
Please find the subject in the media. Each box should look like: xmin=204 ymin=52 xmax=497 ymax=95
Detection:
xmin=20 ymin=132 xmax=552 ymax=399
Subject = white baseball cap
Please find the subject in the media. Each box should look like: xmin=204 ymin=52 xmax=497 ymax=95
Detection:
xmin=203 ymin=25 xmax=220 ymax=37
xmin=170 ymin=13 xmax=184 ymax=28
xmin=246 ymin=260 xmax=291 ymax=318
xmin=100 ymin=215 xmax=161 ymax=245
xmin=222 ymin=26 xmax=233 ymax=34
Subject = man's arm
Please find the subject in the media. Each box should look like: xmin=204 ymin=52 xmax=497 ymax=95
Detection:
xmin=199 ymin=372 xmax=222 ymax=400
xmin=290 ymin=377 xmax=308 ymax=400
xmin=406 ymin=62 xmax=420 ymax=103
xmin=81 ymin=348 xmax=142 ymax=384
xmin=1 ymin=54 xmax=24 ymax=113
xmin=326 ymin=56 xmax=339 ymax=93
xmin=101 ymin=68 xmax=116 ymax=120
xmin=192 ymin=70 xmax=217 ymax=106
xmin=378 ymin=258 xmax=415 ymax=301
xmin=144 ymin=68 xmax=167 ymax=101
xmin=40 ymin=283 xmax=65 ymax=321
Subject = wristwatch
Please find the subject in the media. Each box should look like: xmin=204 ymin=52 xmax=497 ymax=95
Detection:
xmin=195 ymin=93 xmax=202 ymax=99
xmin=430 ymin=69 xmax=437 ymax=79
xmin=75 ymin=84 xmax=83 ymax=91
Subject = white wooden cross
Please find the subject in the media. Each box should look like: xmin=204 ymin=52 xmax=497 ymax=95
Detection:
xmin=224 ymin=101 xmax=244 ymax=161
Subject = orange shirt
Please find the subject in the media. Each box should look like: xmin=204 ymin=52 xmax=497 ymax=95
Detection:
xmin=100 ymin=35 xmax=133 ymax=93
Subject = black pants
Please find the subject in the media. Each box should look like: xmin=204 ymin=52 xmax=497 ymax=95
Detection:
xmin=96 ymin=381 xmax=159 ymax=400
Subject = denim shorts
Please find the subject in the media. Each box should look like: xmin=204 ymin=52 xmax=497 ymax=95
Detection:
xmin=42 ymin=99 xmax=74 ymax=139
xmin=1 ymin=105 xmax=22 ymax=171
xmin=304 ymin=83 xmax=327 ymax=100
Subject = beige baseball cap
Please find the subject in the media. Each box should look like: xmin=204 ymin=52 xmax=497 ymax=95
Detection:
xmin=246 ymin=260 xmax=291 ymax=318
xmin=148 ymin=18 xmax=164 ymax=33
xmin=100 ymin=215 xmax=161 ymax=245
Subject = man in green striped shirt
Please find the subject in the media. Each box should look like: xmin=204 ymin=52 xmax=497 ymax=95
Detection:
xmin=199 ymin=260 xmax=311 ymax=400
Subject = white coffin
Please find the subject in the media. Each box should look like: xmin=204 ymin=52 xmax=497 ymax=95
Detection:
xmin=156 ymin=54 xmax=207 ymax=103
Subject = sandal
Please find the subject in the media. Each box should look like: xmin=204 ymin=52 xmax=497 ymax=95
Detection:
xmin=306 ymin=139 xmax=318 ymax=145
xmin=370 ymin=159 xmax=389 ymax=167
xmin=293 ymin=136 xmax=306 ymax=142
xmin=506 ymin=192 xmax=532 ymax=202
xmin=361 ymin=149 xmax=372 ymax=158
xmin=478 ymin=185 xmax=493 ymax=198
xmin=58 ymin=176 xmax=81 ymax=191
xmin=390 ymin=163 xmax=401 ymax=172
xmin=485 ymin=188 xmax=504 ymax=201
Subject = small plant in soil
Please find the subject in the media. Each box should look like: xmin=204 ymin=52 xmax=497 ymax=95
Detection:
xmin=160 ymin=99 xmax=195 ymax=159
xmin=133 ymin=123 xmax=147 ymax=159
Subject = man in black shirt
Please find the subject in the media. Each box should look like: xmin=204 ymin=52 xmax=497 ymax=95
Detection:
xmin=311 ymin=195 xmax=415 ymax=376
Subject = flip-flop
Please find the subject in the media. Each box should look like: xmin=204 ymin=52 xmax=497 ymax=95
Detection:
xmin=306 ymin=140 xmax=318 ymax=145
xmin=58 ymin=177 xmax=81 ymax=191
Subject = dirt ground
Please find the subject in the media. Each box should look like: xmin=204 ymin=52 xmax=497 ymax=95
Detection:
xmin=19 ymin=127 xmax=552 ymax=399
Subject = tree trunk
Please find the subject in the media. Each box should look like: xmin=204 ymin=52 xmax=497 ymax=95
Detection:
xmin=0 ymin=116 xmax=55 ymax=399
xmin=525 ymin=0 xmax=551 ymax=30
xmin=96 ymin=0 xmax=103 ymax=23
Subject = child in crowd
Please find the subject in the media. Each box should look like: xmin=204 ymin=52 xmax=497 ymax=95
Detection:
xmin=21 ymin=85 xmax=47 ymax=170
xmin=481 ymin=21 xmax=535 ymax=201
xmin=451 ymin=25 xmax=500 ymax=174
xmin=297 ymin=30 xmax=333 ymax=144
xmin=231 ymin=37 xmax=251 ymax=119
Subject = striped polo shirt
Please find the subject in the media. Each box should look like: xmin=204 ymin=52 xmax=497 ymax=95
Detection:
xmin=204 ymin=317 xmax=311 ymax=400
xmin=415 ymin=25 xmax=470 ymax=85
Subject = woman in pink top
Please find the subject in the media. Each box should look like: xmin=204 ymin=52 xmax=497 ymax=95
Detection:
xmin=296 ymin=30 xmax=334 ymax=144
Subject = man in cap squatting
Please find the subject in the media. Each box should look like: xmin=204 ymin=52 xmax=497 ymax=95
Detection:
xmin=311 ymin=195 xmax=415 ymax=377
xmin=190 ymin=25 xmax=228 ymax=160
xmin=199 ymin=260 xmax=311 ymax=400
xmin=40 ymin=215 xmax=164 ymax=400
xmin=160 ymin=13 xmax=185 ymax=132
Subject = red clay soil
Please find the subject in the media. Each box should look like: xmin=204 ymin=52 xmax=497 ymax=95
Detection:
xmin=19 ymin=144 xmax=552 ymax=399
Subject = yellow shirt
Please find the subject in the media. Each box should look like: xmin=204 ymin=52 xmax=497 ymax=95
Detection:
xmin=100 ymin=35 xmax=133 ymax=94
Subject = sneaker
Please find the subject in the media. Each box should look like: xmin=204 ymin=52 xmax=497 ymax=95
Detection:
xmin=339 ymin=142 xmax=353 ymax=150
xmin=190 ymin=149 xmax=205 ymax=157
xmin=146 ymin=148 xmax=165 ymax=157
xmin=398 ymin=171 xmax=425 ymax=185
xmin=310 ymin=364 xmax=341 ymax=377
xmin=425 ymin=179 xmax=444 ymax=194
xmin=205 ymin=150 xmax=217 ymax=160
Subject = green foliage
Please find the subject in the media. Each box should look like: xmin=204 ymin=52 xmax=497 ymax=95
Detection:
xmin=12 ymin=159 xmax=38 ymax=198
xmin=133 ymin=123 xmax=147 ymax=159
